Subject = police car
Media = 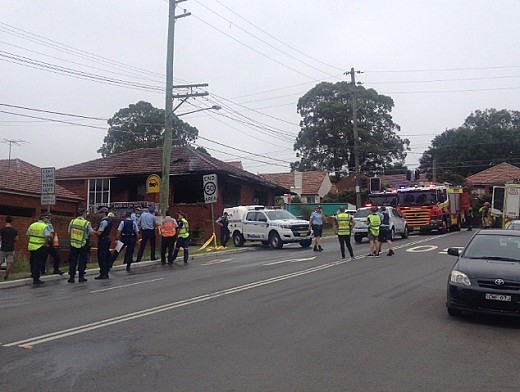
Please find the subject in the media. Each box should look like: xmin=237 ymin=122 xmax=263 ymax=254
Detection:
xmin=224 ymin=205 xmax=312 ymax=249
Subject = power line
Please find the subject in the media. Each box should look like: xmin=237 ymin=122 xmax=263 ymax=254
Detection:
xmin=191 ymin=0 xmax=340 ymax=78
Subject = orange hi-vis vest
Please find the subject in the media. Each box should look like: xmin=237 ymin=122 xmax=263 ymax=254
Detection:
xmin=161 ymin=220 xmax=176 ymax=237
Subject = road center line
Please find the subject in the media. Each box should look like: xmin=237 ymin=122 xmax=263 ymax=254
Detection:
xmin=4 ymin=233 xmax=453 ymax=349
xmin=4 ymin=263 xmax=341 ymax=348
xmin=89 ymin=278 xmax=165 ymax=293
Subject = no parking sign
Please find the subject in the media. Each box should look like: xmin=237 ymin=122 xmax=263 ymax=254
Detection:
xmin=203 ymin=174 xmax=218 ymax=203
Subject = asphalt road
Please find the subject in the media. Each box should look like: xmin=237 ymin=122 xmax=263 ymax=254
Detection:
xmin=1 ymin=231 xmax=520 ymax=392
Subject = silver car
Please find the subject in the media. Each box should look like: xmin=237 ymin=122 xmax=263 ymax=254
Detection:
xmin=352 ymin=207 xmax=409 ymax=244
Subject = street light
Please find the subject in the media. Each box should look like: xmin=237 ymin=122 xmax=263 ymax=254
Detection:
xmin=177 ymin=105 xmax=221 ymax=117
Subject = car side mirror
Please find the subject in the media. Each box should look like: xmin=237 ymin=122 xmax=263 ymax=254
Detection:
xmin=447 ymin=248 xmax=460 ymax=257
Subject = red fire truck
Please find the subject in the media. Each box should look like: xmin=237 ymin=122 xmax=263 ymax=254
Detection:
xmin=396 ymin=184 xmax=470 ymax=234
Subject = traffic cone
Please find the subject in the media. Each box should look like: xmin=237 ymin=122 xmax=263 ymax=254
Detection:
xmin=53 ymin=232 xmax=60 ymax=247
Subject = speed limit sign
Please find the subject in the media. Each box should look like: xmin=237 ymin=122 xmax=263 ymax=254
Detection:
xmin=203 ymin=173 xmax=218 ymax=203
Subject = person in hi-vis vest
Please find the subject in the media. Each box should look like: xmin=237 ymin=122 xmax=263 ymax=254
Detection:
xmin=67 ymin=208 xmax=93 ymax=283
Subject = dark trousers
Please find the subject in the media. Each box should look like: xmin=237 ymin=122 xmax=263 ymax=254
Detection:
xmin=161 ymin=235 xmax=176 ymax=263
xmin=41 ymin=244 xmax=61 ymax=273
xmin=136 ymin=229 xmax=156 ymax=261
xmin=122 ymin=237 xmax=137 ymax=267
xmin=30 ymin=246 xmax=47 ymax=281
xmin=338 ymin=234 xmax=354 ymax=258
xmin=220 ymin=230 xmax=230 ymax=247
xmin=68 ymin=245 xmax=88 ymax=278
xmin=97 ymin=237 xmax=111 ymax=276
xmin=173 ymin=237 xmax=189 ymax=263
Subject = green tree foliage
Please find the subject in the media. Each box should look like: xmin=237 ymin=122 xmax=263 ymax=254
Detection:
xmin=98 ymin=101 xmax=199 ymax=157
xmin=419 ymin=109 xmax=520 ymax=181
xmin=292 ymin=82 xmax=409 ymax=176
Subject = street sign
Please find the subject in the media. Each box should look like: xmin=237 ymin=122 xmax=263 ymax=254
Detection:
xmin=41 ymin=167 xmax=55 ymax=194
xmin=146 ymin=174 xmax=161 ymax=194
xmin=41 ymin=194 xmax=56 ymax=205
xmin=203 ymin=173 xmax=218 ymax=203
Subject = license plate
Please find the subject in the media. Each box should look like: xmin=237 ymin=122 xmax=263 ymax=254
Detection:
xmin=299 ymin=231 xmax=308 ymax=235
xmin=485 ymin=293 xmax=511 ymax=302
xmin=413 ymin=226 xmax=420 ymax=231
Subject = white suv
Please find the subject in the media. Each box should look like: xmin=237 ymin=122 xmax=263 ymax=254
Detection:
xmin=225 ymin=206 xmax=312 ymax=249
xmin=352 ymin=207 xmax=409 ymax=244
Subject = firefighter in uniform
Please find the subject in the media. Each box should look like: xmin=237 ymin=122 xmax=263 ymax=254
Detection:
xmin=333 ymin=206 xmax=355 ymax=261
xmin=26 ymin=212 xmax=52 ymax=285
xmin=67 ymin=208 xmax=93 ymax=283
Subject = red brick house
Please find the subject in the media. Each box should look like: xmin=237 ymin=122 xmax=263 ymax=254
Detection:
xmin=465 ymin=162 xmax=520 ymax=196
xmin=56 ymin=147 xmax=288 ymax=241
xmin=260 ymin=171 xmax=332 ymax=204
xmin=0 ymin=159 xmax=83 ymax=259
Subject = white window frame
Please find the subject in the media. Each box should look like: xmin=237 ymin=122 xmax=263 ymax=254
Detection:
xmin=87 ymin=178 xmax=111 ymax=207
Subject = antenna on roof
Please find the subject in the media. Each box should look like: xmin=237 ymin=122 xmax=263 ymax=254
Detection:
xmin=1 ymin=138 xmax=29 ymax=168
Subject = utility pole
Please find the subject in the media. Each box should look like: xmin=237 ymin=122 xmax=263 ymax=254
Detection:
xmin=160 ymin=0 xmax=190 ymax=216
xmin=345 ymin=67 xmax=363 ymax=208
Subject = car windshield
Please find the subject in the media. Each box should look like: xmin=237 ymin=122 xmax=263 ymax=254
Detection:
xmin=368 ymin=194 xmax=397 ymax=207
xmin=463 ymin=233 xmax=520 ymax=261
xmin=265 ymin=210 xmax=297 ymax=220
xmin=397 ymin=191 xmax=438 ymax=206
xmin=354 ymin=209 xmax=371 ymax=218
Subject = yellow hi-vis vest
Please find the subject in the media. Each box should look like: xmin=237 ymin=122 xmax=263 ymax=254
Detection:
xmin=336 ymin=212 xmax=352 ymax=235
xmin=70 ymin=218 xmax=89 ymax=248
xmin=28 ymin=221 xmax=47 ymax=251
xmin=178 ymin=218 xmax=190 ymax=239
xmin=367 ymin=213 xmax=381 ymax=236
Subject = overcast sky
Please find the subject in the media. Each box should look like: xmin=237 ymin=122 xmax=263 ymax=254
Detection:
xmin=1 ymin=0 xmax=519 ymax=175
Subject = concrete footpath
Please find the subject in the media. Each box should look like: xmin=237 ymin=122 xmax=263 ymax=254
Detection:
xmin=0 ymin=247 xmax=251 ymax=290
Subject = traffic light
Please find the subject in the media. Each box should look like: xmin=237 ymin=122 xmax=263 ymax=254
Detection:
xmin=370 ymin=177 xmax=381 ymax=192
xmin=406 ymin=170 xmax=420 ymax=181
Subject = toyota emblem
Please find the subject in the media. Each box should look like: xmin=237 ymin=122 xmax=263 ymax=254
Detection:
xmin=495 ymin=279 xmax=505 ymax=286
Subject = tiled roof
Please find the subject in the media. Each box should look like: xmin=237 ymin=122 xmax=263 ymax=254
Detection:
xmin=0 ymin=159 xmax=82 ymax=200
xmin=465 ymin=162 xmax=520 ymax=186
xmin=260 ymin=171 xmax=328 ymax=195
xmin=225 ymin=161 xmax=243 ymax=170
xmin=56 ymin=147 xmax=285 ymax=190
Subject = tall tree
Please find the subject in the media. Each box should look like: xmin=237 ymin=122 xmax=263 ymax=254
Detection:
xmin=292 ymin=82 xmax=409 ymax=176
xmin=98 ymin=101 xmax=199 ymax=157
xmin=419 ymin=109 xmax=520 ymax=181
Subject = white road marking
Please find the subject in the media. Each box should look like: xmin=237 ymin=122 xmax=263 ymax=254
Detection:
xmin=263 ymin=256 xmax=316 ymax=266
xmin=89 ymin=278 xmax=165 ymax=293
xmin=201 ymin=258 xmax=233 ymax=266
xmin=3 ymin=232 xmax=459 ymax=349
xmin=4 ymin=262 xmax=343 ymax=348
xmin=406 ymin=245 xmax=439 ymax=253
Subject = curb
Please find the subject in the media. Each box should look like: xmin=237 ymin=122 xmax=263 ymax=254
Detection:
xmin=0 ymin=247 xmax=252 ymax=290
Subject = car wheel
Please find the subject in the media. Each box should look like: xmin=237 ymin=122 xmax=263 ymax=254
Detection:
xmin=233 ymin=232 xmax=245 ymax=247
xmin=354 ymin=235 xmax=363 ymax=244
xmin=269 ymin=232 xmax=283 ymax=249
xmin=447 ymin=307 xmax=462 ymax=317
xmin=390 ymin=228 xmax=395 ymax=241
xmin=299 ymin=239 xmax=312 ymax=248
xmin=401 ymin=225 xmax=409 ymax=239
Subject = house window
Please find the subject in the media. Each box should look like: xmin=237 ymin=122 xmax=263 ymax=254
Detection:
xmin=88 ymin=179 xmax=110 ymax=207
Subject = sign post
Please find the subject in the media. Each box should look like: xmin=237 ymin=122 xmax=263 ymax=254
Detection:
xmin=41 ymin=167 xmax=56 ymax=207
xmin=202 ymin=174 xmax=218 ymax=249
